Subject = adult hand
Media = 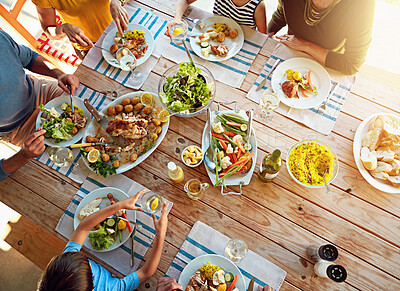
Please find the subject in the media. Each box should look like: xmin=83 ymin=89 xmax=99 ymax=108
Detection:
xmin=276 ymin=34 xmax=309 ymax=53
xmin=157 ymin=277 xmax=182 ymax=291
xmin=57 ymin=74 xmax=79 ymax=95
xmin=152 ymin=201 xmax=169 ymax=238
xmin=258 ymin=286 xmax=273 ymax=291
xmin=59 ymin=23 xmax=93 ymax=48
xmin=110 ymin=0 xmax=129 ymax=37
xmin=20 ymin=129 xmax=47 ymax=160
xmin=119 ymin=189 xmax=147 ymax=211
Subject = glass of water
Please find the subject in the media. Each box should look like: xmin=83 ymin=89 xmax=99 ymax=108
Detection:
xmin=139 ymin=191 xmax=163 ymax=214
xmin=169 ymin=19 xmax=188 ymax=42
xmin=47 ymin=146 xmax=74 ymax=167
xmin=225 ymin=239 xmax=248 ymax=263
xmin=257 ymin=89 xmax=280 ymax=121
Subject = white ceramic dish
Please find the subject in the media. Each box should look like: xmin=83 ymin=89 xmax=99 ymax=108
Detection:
xmin=181 ymin=145 xmax=203 ymax=167
xmin=101 ymin=24 xmax=154 ymax=69
xmin=82 ymin=92 xmax=170 ymax=175
xmin=35 ymin=93 xmax=91 ymax=147
xmin=353 ymin=113 xmax=400 ymax=194
xmin=73 ymin=187 xmax=136 ymax=252
xmin=202 ymin=110 xmax=257 ymax=187
xmin=178 ymin=254 xmax=246 ymax=291
xmin=271 ymin=57 xmax=331 ymax=109
xmin=189 ymin=16 xmax=244 ymax=62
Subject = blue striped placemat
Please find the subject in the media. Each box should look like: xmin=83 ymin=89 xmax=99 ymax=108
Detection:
xmin=35 ymin=84 xmax=111 ymax=183
xmin=246 ymin=43 xmax=356 ymax=135
xmin=55 ymin=173 xmax=173 ymax=275
xmin=82 ymin=3 xmax=170 ymax=89
xmin=162 ymin=7 xmax=268 ymax=88
xmin=166 ymin=221 xmax=286 ymax=291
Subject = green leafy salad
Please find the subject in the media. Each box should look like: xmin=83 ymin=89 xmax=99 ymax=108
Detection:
xmin=39 ymin=103 xmax=86 ymax=143
xmin=88 ymin=217 xmax=125 ymax=250
xmin=159 ymin=62 xmax=213 ymax=112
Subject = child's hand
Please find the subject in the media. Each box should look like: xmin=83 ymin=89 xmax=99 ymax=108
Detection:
xmin=152 ymin=201 xmax=169 ymax=238
xmin=119 ymin=189 xmax=147 ymax=211
xmin=157 ymin=277 xmax=182 ymax=291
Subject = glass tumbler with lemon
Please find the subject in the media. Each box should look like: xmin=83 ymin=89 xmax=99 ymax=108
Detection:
xmin=169 ymin=19 xmax=188 ymax=42
xmin=140 ymin=191 xmax=163 ymax=214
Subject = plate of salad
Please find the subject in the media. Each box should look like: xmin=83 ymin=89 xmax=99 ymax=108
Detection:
xmin=36 ymin=94 xmax=90 ymax=147
xmin=74 ymin=187 xmax=136 ymax=252
xmin=158 ymin=62 xmax=216 ymax=118
xmin=202 ymin=110 xmax=257 ymax=189
xmin=270 ymin=57 xmax=331 ymax=110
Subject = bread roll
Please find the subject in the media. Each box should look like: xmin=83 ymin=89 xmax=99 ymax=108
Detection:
xmin=362 ymin=128 xmax=383 ymax=150
xmin=78 ymin=198 xmax=102 ymax=220
xmin=360 ymin=147 xmax=377 ymax=171
xmin=388 ymin=176 xmax=400 ymax=187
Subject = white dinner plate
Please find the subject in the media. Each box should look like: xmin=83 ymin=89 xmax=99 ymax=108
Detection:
xmin=82 ymin=92 xmax=170 ymax=175
xmin=74 ymin=187 xmax=136 ymax=252
xmin=101 ymin=24 xmax=154 ymax=68
xmin=178 ymin=254 xmax=246 ymax=291
xmin=35 ymin=93 xmax=91 ymax=147
xmin=353 ymin=113 xmax=400 ymax=194
xmin=271 ymin=57 xmax=331 ymax=109
xmin=202 ymin=110 xmax=257 ymax=187
xmin=189 ymin=16 xmax=244 ymax=62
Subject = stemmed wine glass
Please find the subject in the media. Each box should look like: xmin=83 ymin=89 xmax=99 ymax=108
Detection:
xmin=256 ymin=89 xmax=280 ymax=122
xmin=46 ymin=146 xmax=87 ymax=175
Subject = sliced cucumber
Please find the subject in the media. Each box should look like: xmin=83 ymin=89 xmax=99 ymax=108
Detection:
xmin=106 ymin=218 xmax=115 ymax=227
xmin=200 ymin=41 xmax=209 ymax=48
xmin=225 ymin=272 xmax=234 ymax=282
xmin=240 ymin=124 xmax=248 ymax=131
xmin=61 ymin=103 xmax=68 ymax=111
xmin=245 ymin=143 xmax=252 ymax=151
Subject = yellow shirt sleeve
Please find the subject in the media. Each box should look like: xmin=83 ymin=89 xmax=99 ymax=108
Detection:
xmin=31 ymin=0 xmax=53 ymax=9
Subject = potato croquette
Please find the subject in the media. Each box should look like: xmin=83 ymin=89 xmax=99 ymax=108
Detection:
xmin=134 ymin=103 xmax=144 ymax=112
xmin=110 ymin=44 xmax=118 ymax=53
xmin=86 ymin=135 xmax=99 ymax=143
xmin=124 ymin=104 xmax=133 ymax=113
xmin=112 ymin=160 xmax=120 ymax=168
xmin=130 ymin=97 xmax=140 ymax=105
xmin=156 ymin=126 xmax=162 ymax=134
xmin=115 ymin=104 xmax=124 ymax=113
xmin=121 ymin=98 xmax=130 ymax=106
xmin=143 ymin=105 xmax=153 ymax=114
xmin=107 ymin=106 xmax=116 ymax=116
xmin=70 ymin=127 xmax=78 ymax=135
xmin=217 ymin=32 xmax=225 ymax=42
xmin=229 ymin=29 xmax=238 ymax=39
xmin=130 ymin=153 xmax=138 ymax=162
xmin=151 ymin=133 xmax=158 ymax=140
xmin=152 ymin=118 xmax=161 ymax=126
xmin=101 ymin=153 xmax=110 ymax=162
xmin=85 ymin=146 xmax=95 ymax=152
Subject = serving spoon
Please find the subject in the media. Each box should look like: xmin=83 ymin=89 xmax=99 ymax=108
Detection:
xmin=321 ymin=167 xmax=332 ymax=193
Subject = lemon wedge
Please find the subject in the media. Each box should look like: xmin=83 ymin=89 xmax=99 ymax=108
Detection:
xmin=151 ymin=198 xmax=159 ymax=211
xmin=118 ymin=219 xmax=127 ymax=230
xmin=158 ymin=109 xmax=170 ymax=123
xmin=172 ymin=27 xmax=184 ymax=36
xmin=87 ymin=149 xmax=100 ymax=163
xmin=140 ymin=92 xmax=153 ymax=106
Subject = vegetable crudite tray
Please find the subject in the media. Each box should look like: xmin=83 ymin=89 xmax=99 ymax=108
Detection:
xmin=202 ymin=101 xmax=257 ymax=195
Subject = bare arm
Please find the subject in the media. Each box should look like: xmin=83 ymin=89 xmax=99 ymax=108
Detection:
xmin=254 ymin=1 xmax=267 ymax=34
xmin=70 ymin=190 xmax=146 ymax=246
xmin=35 ymin=6 xmax=93 ymax=47
xmin=136 ymin=201 xmax=169 ymax=283
xmin=30 ymin=55 xmax=79 ymax=94
xmin=174 ymin=0 xmax=197 ymax=21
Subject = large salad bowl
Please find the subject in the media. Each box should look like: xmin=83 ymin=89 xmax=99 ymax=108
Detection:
xmin=158 ymin=62 xmax=216 ymax=118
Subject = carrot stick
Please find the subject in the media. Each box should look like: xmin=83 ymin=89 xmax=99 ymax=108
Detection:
xmin=237 ymin=141 xmax=245 ymax=154
xmin=226 ymin=121 xmax=242 ymax=127
xmin=224 ymin=130 xmax=236 ymax=137
xmin=300 ymin=86 xmax=309 ymax=97
xmin=220 ymin=140 xmax=235 ymax=163
xmin=226 ymin=275 xmax=238 ymax=291
xmin=226 ymin=152 xmax=254 ymax=171
xmin=307 ymin=70 xmax=313 ymax=90
xmin=122 ymin=213 xmax=132 ymax=233
xmin=212 ymin=132 xmax=227 ymax=140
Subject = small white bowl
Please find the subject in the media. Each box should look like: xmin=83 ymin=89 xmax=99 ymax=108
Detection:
xmin=181 ymin=145 xmax=203 ymax=167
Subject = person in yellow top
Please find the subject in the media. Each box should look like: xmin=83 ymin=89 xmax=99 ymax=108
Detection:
xmin=32 ymin=0 xmax=130 ymax=57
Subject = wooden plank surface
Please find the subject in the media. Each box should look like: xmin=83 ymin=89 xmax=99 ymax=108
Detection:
xmin=1 ymin=2 xmax=400 ymax=290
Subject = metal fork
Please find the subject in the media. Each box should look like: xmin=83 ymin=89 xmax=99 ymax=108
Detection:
xmin=318 ymin=82 xmax=338 ymax=113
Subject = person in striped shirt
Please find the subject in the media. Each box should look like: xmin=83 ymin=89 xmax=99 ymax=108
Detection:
xmin=169 ymin=0 xmax=267 ymax=34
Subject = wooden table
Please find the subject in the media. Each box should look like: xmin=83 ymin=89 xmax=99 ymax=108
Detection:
xmin=2 ymin=1 xmax=400 ymax=290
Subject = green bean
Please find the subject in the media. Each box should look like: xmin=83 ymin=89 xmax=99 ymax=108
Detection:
xmin=222 ymin=133 xmax=237 ymax=146
xmin=222 ymin=114 xmax=248 ymax=124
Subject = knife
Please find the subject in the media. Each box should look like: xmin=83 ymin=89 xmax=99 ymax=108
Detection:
xmin=256 ymin=59 xmax=280 ymax=91
xmin=248 ymin=277 xmax=255 ymax=291
xmin=70 ymin=142 xmax=116 ymax=148
xmin=130 ymin=225 xmax=136 ymax=267
xmin=83 ymin=99 xmax=109 ymax=131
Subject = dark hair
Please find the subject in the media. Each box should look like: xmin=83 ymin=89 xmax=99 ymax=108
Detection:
xmin=38 ymin=252 xmax=93 ymax=291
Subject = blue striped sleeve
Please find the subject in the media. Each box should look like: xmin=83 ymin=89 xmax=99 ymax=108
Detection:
xmin=0 ymin=159 xmax=11 ymax=181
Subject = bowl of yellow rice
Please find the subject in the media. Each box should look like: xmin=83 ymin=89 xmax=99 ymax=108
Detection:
xmin=287 ymin=139 xmax=338 ymax=188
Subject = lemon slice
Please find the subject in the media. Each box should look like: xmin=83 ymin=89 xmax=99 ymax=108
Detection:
xmin=151 ymin=198 xmax=159 ymax=211
xmin=158 ymin=109 xmax=170 ymax=123
xmin=118 ymin=219 xmax=127 ymax=230
xmin=87 ymin=149 xmax=100 ymax=163
xmin=172 ymin=27 xmax=184 ymax=36
xmin=140 ymin=92 xmax=153 ymax=106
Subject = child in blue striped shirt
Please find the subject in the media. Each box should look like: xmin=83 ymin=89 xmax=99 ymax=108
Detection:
xmin=37 ymin=189 xmax=169 ymax=291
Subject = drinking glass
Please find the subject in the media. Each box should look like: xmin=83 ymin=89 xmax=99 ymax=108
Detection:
xmin=257 ymin=89 xmax=280 ymax=122
xmin=70 ymin=156 xmax=88 ymax=175
xmin=184 ymin=179 xmax=209 ymax=200
xmin=139 ymin=191 xmax=163 ymax=214
xmin=169 ymin=19 xmax=188 ymax=43
xmin=225 ymin=239 xmax=248 ymax=263
xmin=47 ymin=146 xmax=74 ymax=167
